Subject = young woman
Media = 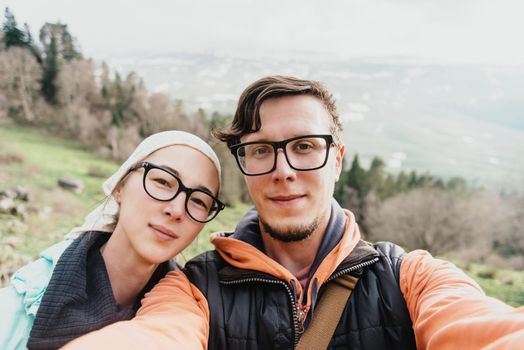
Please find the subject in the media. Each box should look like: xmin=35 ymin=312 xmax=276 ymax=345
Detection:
xmin=0 ymin=130 xmax=224 ymax=349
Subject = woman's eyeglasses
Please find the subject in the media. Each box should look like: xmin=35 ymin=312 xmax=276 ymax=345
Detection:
xmin=128 ymin=162 xmax=224 ymax=223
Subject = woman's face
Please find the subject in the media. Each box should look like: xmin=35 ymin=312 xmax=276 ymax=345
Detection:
xmin=112 ymin=145 xmax=220 ymax=264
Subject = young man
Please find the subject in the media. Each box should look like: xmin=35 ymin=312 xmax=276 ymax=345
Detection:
xmin=66 ymin=76 xmax=524 ymax=349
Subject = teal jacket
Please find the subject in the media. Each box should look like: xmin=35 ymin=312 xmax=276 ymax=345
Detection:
xmin=0 ymin=239 xmax=73 ymax=350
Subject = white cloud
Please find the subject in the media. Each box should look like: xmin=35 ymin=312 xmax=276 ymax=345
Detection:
xmin=489 ymin=157 xmax=499 ymax=165
xmin=373 ymin=71 xmax=393 ymax=79
xmin=387 ymin=152 xmax=407 ymax=169
xmin=347 ymin=103 xmax=370 ymax=113
xmin=387 ymin=158 xmax=403 ymax=169
xmin=488 ymin=91 xmax=505 ymax=101
xmin=342 ymin=112 xmax=365 ymax=123
xmin=392 ymin=152 xmax=407 ymax=161
xmin=210 ymin=94 xmax=237 ymax=102
xmin=152 ymin=83 xmax=170 ymax=93
xmin=462 ymin=136 xmax=475 ymax=144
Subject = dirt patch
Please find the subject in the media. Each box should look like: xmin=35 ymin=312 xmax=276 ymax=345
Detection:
xmin=0 ymin=151 xmax=25 ymax=165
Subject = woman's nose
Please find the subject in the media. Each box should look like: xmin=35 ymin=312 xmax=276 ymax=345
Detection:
xmin=163 ymin=191 xmax=187 ymax=220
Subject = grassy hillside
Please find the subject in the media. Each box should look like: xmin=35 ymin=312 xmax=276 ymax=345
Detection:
xmin=0 ymin=122 xmax=522 ymax=306
xmin=0 ymin=123 xmax=117 ymax=257
xmin=453 ymin=261 xmax=524 ymax=307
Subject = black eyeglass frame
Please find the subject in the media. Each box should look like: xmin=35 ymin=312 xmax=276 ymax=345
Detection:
xmin=128 ymin=161 xmax=225 ymax=223
xmin=230 ymin=134 xmax=336 ymax=176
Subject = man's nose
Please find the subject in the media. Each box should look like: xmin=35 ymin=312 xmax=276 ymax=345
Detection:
xmin=271 ymin=149 xmax=296 ymax=182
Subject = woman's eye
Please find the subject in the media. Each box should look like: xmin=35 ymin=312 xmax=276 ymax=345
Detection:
xmin=191 ymin=197 xmax=209 ymax=210
xmin=153 ymin=178 xmax=171 ymax=187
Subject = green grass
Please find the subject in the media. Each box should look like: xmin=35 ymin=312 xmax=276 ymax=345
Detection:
xmin=0 ymin=124 xmax=117 ymax=203
xmin=0 ymin=123 xmax=117 ymax=257
xmin=461 ymin=263 xmax=524 ymax=307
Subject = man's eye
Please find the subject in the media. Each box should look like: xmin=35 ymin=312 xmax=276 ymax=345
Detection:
xmin=251 ymin=146 xmax=272 ymax=157
xmin=294 ymin=142 xmax=315 ymax=153
xmin=298 ymin=143 xmax=313 ymax=150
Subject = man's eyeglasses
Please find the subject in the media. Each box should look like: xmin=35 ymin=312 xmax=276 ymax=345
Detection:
xmin=128 ymin=162 xmax=225 ymax=223
xmin=230 ymin=134 xmax=336 ymax=176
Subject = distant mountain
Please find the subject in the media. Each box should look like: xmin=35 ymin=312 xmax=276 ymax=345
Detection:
xmin=99 ymin=52 xmax=524 ymax=191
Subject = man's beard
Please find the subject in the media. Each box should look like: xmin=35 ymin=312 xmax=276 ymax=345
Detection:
xmin=260 ymin=216 xmax=320 ymax=243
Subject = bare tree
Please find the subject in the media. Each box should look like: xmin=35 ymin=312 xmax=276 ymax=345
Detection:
xmin=364 ymin=188 xmax=491 ymax=256
xmin=490 ymin=193 xmax=524 ymax=266
xmin=0 ymin=47 xmax=41 ymax=122
xmin=106 ymin=124 xmax=142 ymax=161
xmin=55 ymin=59 xmax=99 ymax=132
xmin=140 ymin=92 xmax=170 ymax=135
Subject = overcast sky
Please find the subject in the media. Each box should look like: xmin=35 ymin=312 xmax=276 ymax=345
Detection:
xmin=2 ymin=0 xmax=524 ymax=64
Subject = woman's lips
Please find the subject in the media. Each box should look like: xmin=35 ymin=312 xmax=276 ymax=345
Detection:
xmin=149 ymin=224 xmax=179 ymax=241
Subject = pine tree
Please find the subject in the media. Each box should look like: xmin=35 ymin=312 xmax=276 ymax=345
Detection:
xmin=379 ymin=174 xmax=397 ymax=199
xmin=111 ymin=73 xmax=124 ymax=127
xmin=334 ymin=156 xmax=347 ymax=204
xmin=346 ymin=154 xmax=368 ymax=198
xmin=41 ymin=35 xmax=59 ymax=103
xmin=23 ymin=23 xmax=42 ymax=63
xmin=446 ymin=177 xmax=467 ymax=191
xmin=61 ymin=28 xmax=81 ymax=61
xmin=368 ymin=157 xmax=385 ymax=193
xmin=407 ymin=170 xmax=419 ymax=189
xmin=395 ymin=171 xmax=409 ymax=193
xmin=2 ymin=7 xmax=29 ymax=48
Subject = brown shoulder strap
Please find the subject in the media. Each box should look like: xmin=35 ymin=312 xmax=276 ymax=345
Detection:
xmin=296 ymin=274 xmax=360 ymax=350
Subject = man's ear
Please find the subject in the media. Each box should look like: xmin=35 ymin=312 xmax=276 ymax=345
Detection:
xmin=334 ymin=144 xmax=345 ymax=182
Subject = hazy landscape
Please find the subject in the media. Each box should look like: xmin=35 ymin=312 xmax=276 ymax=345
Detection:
xmin=102 ymin=51 xmax=524 ymax=191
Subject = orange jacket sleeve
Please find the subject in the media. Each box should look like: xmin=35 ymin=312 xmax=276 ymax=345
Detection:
xmin=61 ymin=271 xmax=209 ymax=350
xmin=400 ymin=250 xmax=524 ymax=350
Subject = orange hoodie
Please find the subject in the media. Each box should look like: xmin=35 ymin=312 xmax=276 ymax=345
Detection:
xmin=63 ymin=210 xmax=524 ymax=349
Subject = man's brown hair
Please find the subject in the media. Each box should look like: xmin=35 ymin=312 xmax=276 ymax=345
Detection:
xmin=213 ymin=75 xmax=343 ymax=147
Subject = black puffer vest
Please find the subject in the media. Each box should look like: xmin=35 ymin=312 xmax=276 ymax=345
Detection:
xmin=185 ymin=240 xmax=417 ymax=350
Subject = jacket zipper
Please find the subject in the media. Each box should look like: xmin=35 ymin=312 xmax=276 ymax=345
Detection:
xmin=325 ymin=257 xmax=380 ymax=283
xmin=219 ymin=257 xmax=380 ymax=348
xmin=220 ymin=277 xmax=301 ymax=347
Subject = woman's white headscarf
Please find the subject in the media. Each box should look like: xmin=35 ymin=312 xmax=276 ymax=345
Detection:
xmin=66 ymin=130 xmax=221 ymax=238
